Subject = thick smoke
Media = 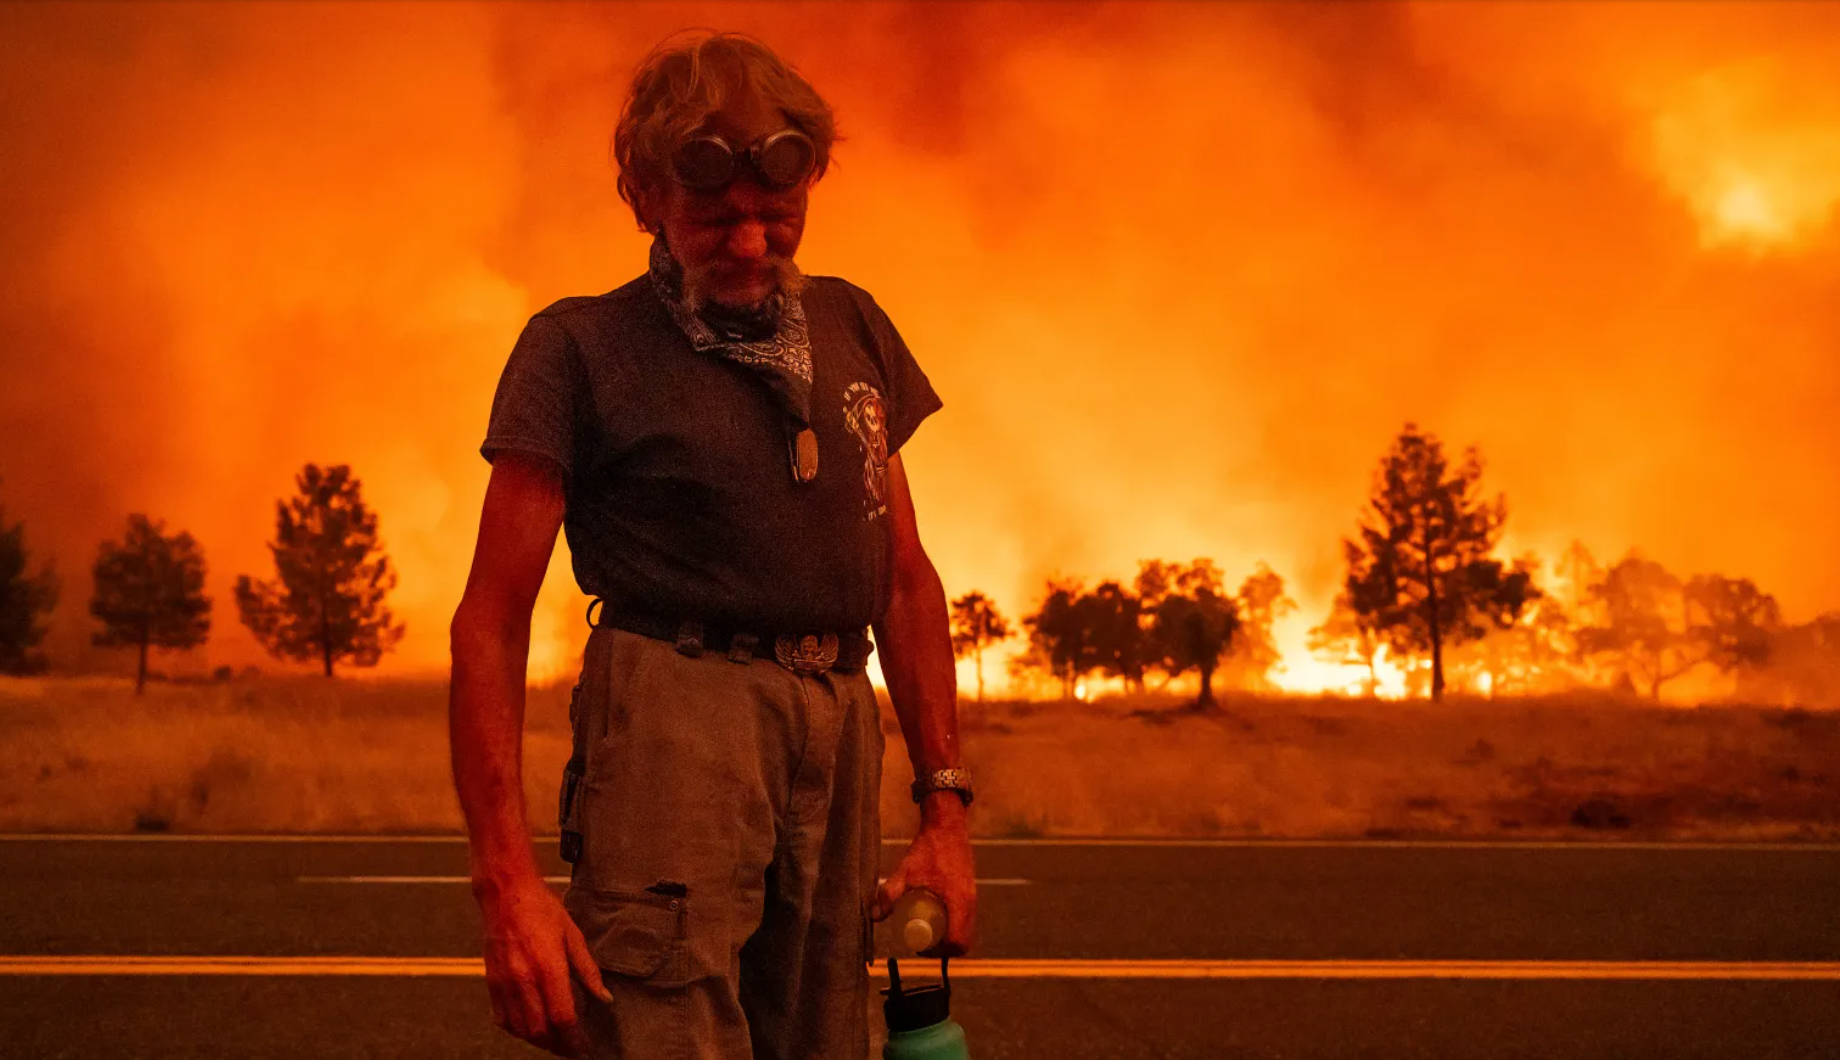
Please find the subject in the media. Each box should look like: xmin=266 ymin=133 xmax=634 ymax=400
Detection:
xmin=2 ymin=1 xmax=1837 ymax=686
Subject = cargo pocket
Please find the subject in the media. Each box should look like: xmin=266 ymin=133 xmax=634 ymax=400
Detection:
xmin=558 ymin=757 xmax=585 ymax=865
xmin=563 ymin=887 xmax=693 ymax=987
xmin=861 ymin=904 xmax=876 ymax=967
xmin=559 ymin=677 xmax=586 ymax=865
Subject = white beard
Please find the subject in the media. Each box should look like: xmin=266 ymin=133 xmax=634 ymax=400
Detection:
xmin=682 ymin=256 xmax=808 ymax=316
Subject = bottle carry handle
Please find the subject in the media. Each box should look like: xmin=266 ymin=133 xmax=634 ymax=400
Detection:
xmin=885 ymin=955 xmax=950 ymax=999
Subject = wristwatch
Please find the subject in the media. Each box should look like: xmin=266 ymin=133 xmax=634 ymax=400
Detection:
xmin=911 ymin=766 xmax=974 ymax=807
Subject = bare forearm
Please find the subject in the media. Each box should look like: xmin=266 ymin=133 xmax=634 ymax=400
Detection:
xmin=449 ymin=605 xmax=543 ymax=899
xmin=872 ymin=555 xmax=967 ymax=829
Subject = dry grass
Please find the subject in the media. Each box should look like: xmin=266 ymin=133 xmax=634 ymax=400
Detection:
xmin=0 ymin=675 xmax=569 ymax=834
xmin=938 ymin=691 xmax=1840 ymax=841
xmin=2 ymin=676 xmax=1835 ymax=840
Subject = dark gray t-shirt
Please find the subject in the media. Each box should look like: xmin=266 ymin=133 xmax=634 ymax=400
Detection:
xmin=479 ymin=274 xmax=942 ymax=632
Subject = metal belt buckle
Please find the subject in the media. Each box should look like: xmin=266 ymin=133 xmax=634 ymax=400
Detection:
xmin=775 ymin=633 xmax=839 ymax=674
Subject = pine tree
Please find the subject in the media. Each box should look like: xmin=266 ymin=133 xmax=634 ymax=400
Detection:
xmin=235 ymin=464 xmax=405 ymax=677
xmin=0 ymin=495 xmax=59 ymax=675
xmin=1341 ymin=424 xmax=1537 ymax=701
xmin=90 ymin=514 xmax=213 ymax=694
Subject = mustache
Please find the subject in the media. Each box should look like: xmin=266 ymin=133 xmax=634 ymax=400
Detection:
xmin=681 ymin=255 xmax=807 ymax=313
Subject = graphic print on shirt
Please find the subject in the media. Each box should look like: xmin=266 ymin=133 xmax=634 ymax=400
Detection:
xmin=842 ymin=381 xmax=890 ymax=521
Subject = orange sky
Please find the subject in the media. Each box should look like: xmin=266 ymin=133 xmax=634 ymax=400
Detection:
xmin=2 ymin=1 xmax=1837 ymax=689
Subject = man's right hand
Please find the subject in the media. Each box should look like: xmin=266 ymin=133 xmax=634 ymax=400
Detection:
xmin=476 ymin=874 xmax=611 ymax=1059
xmin=452 ymin=449 xmax=586 ymax=1051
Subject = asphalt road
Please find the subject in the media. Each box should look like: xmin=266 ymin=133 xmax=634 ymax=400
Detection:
xmin=2 ymin=836 xmax=1837 ymax=1058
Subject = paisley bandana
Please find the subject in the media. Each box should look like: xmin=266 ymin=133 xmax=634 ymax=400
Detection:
xmin=648 ymin=236 xmax=815 ymax=428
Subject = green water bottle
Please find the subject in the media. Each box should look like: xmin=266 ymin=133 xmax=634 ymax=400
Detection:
xmin=882 ymin=957 xmax=970 ymax=1060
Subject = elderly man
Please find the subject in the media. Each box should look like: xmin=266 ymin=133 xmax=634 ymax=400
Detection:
xmin=448 ymin=30 xmax=977 ymax=1060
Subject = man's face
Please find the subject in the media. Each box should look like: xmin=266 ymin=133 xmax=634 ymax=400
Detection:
xmin=646 ymin=94 xmax=810 ymax=312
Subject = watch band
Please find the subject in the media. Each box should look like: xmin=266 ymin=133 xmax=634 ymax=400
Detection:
xmin=911 ymin=766 xmax=974 ymax=807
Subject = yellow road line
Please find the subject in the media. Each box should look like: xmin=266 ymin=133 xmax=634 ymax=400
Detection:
xmin=876 ymin=960 xmax=1840 ymax=981
xmin=3 ymin=835 xmax=1837 ymax=852
xmin=4 ymin=957 xmax=1838 ymax=980
xmin=292 ymin=876 xmax=1033 ymax=886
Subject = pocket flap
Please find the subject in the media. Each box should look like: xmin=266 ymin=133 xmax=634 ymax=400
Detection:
xmin=564 ymin=887 xmax=689 ymax=983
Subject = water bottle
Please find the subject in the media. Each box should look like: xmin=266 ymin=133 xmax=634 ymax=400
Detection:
xmin=882 ymin=957 xmax=970 ymax=1060
xmin=892 ymin=887 xmax=949 ymax=956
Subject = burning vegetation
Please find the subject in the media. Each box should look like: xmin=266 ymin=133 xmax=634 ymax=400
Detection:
xmin=958 ymin=423 xmax=1839 ymax=707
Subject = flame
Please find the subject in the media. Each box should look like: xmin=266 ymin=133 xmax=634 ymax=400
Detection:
xmin=1269 ymin=609 xmax=1410 ymax=700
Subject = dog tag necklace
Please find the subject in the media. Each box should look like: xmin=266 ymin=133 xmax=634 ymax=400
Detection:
xmin=789 ymin=423 xmax=819 ymax=483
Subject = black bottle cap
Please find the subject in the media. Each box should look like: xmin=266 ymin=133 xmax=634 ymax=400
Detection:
xmin=881 ymin=957 xmax=952 ymax=1033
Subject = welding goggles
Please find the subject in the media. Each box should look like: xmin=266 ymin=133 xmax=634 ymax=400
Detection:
xmin=671 ymin=128 xmax=818 ymax=193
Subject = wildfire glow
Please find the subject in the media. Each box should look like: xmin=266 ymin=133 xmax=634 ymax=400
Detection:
xmin=1645 ymin=60 xmax=1840 ymax=252
xmin=1711 ymin=179 xmax=1786 ymax=243
xmin=3 ymin=2 xmax=1839 ymax=690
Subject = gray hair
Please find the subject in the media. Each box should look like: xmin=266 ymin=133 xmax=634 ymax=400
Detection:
xmin=612 ymin=30 xmax=838 ymax=230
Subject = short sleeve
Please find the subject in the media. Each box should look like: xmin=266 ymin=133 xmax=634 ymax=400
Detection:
xmin=479 ymin=314 xmax=582 ymax=474
xmin=854 ymin=290 xmax=943 ymax=455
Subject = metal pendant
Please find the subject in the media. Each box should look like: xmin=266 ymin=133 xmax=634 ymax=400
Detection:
xmin=788 ymin=426 xmax=819 ymax=483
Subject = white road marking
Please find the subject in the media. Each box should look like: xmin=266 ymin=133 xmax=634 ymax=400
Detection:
xmin=295 ymin=876 xmax=578 ymax=885
xmin=4 ymin=956 xmax=1838 ymax=980
xmin=293 ymin=875 xmax=1032 ymax=886
xmin=3 ymin=834 xmax=1837 ymax=851
xmin=0 ymin=834 xmax=469 ymax=843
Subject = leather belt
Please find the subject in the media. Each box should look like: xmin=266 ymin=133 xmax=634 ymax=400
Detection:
xmin=586 ymin=597 xmax=873 ymax=674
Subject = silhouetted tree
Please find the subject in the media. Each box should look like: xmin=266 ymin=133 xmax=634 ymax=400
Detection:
xmin=1222 ymin=563 xmax=1296 ymax=691
xmin=0 ymin=495 xmax=59 ymax=675
xmin=89 ymin=514 xmax=212 ymax=695
xmin=1340 ymin=424 xmax=1537 ymax=700
xmin=1494 ymin=591 xmax=1576 ymax=695
xmin=1135 ymin=559 xmax=1192 ymax=687
xmin=949 ymin=590 xmax=1012 ymax=705
xmin=235 ymin=464 xmax=405 ymax=677
xmin=1081 ymin=580 xmax=1150 ymax=694
xmin=1139 ymin=559 xmax=1239 ymax=709
xmin=1308 ymin=587 xmax=1385 ymax=696
xmin=1685 ymin=574 xmax=1782 ymax=679
xmin=1743 ymin=613 xmax=1840 ymax=706
xmin=1022 ymin=577 xmax=1093 ymax=700
xmin=1547 ymin=539 xmax=1607 ymax=682
xmin=1552 ymin=540 xmax=1602 ymax=624
xmin=1579 ymin=553 xmax=1700 ymax=700
xmin=1134 ymin=559 xmax=1182 ymax=692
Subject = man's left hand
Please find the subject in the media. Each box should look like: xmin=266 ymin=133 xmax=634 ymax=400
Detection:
xmin=870 ymin=797 xmax=977 ymax=957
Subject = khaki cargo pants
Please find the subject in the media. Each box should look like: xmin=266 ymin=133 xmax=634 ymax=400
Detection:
xmin=560 ymin=623 xmax=885 ymax=1060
